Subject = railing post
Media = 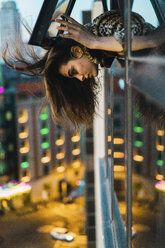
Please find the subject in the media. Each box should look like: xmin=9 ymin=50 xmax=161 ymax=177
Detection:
xmin=124 ymin=0 xmax=133 ymax=248
xmin=105 ymin=70 xmax=109 ymax=179
xmin=109 ymin=70 xmax=114 ymax=221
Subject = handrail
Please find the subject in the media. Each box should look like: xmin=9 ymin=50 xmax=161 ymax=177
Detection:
xmin=124 ymin=1 xmax=133 ymax=248
xmin=99 ymin=158 xmax=126 ymax=248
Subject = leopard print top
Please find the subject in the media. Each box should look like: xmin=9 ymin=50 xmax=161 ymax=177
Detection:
xmin=83 ymin=10 xmax=155 ymax=67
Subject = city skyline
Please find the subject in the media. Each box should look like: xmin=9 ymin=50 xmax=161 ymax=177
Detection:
xmin=0 ymin=0 xmax=93 ymax=42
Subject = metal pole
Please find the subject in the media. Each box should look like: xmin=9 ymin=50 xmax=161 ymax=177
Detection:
xmin=124 ymin=0 xmax=133 ymax=248
xmin=109 ymin=70 xmax=119 ymax=248
xmin=105 ymin=71 xmax=109 ymax=178
xmin=102 ymin=0 xmax=108 ymax=12
xmin=110 ymin=69 xmax=114 ymax=221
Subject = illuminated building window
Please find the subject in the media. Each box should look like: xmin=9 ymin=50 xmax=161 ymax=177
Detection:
xmin=156 ymin=136 xmax=164 ymax=151
xmin=40 ymin=122 xmax=49 ymax=135
xmin=0 ymin=149 xmax=5 ymax=160
xmin=114 ymin=138 xmax=124 ymax=144
xmin=21 ymin=176 xmax=31 ymax=183
xmin=156 ymin=145 xmax=164 ymax=151
xmin=41 ymin=150 xmax=51 ymax=163
xmin=134 ymin=140 xmax=143 ymax=147
xmin=157 ymin=129 xmax=164 ymax=136
xmin=114 ymin=152 xmax=124 ymax=158
xmin=39 ymin=106 xmax=49 ymax=120
xmin=56 ymin=163 xmax=65 ymax=172
xmin=72 ymin=159 xmax=81 ymax=168
xmin=157 ymin=152 xmax=164 ymax=166
xmin=19 ymin=126 xmax=29 ymax=139
xmin=134 ymin=126 xmax=144 ymax=133
xmin=71 ymin=132 xmax=80 ymax=142
xmin=56 ymin=148 xmax=65 ymax=160
xmin=133 ymin=154 xmax=144 ymax=162
xmin=19 ymin=140 xmax=30 ymax=154
xmin=21 ymin=170 xmax=31 ymax=183
xmin=108 ymin=136 xmax=124 ymax=144
xmin=134 ymin=120 xmax=144 ymax=133
xmin=155 ymin=174 xmax=164 ymax=181
xmin=5 ymin=111 xmax=12 ymax=121
xmin=108 ymin=150 xmax=125 ymax=158
xmin=41 ymin=136 xmax=50 ymax=149
xmin=72 ymin=145 xmax=81 ymax=156
xmin=157 ymin=160 xmax=164 ymax=166
xmin=107 ymin=108 xmax=111 ymax=115
xmin=56 ymin=134 xmax=64 ymax=146
xmin=134 ymin=134 xmax=143 ymax=147
xmin=114 ymin=165 xmax=125 ymax=172
xmin=108 ymin=149 xmax=111 ymax=155
xmin=134 ymin=111 xmax=142 ymax=118
xmin=8 ymin=143 xmax=14 ymax=152
xmin=18 ymin=109 xmax=28 ymax=123
xmin=21 ymin=156 xmax=30 ymax=168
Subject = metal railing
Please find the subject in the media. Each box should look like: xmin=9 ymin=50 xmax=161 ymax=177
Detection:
xmin=94 ymin=1 xmax=165 ymax=248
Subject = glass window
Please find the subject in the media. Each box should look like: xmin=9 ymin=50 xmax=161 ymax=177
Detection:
xmin=132 ymin=0 xmax=159 ymax=26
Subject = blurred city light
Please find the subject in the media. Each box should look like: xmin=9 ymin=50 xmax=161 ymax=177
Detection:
xmin=155 ymin=180 xmax=165 ymax=191
xmin=133 ymin=154 xmax=144 ymax=162
xmin=0 ymin=86 xmax=4 ymax=94
xmin=71 ymin=133 xmax=80 ymax=142
xmin=157 ymin=129 xmax=164 ymax=136
xmin=0 ymin=181 xmax=31 ymax=200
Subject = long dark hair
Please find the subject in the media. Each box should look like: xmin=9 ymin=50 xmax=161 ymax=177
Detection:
xmin=2 ymin=37 xmax=100 ymax=128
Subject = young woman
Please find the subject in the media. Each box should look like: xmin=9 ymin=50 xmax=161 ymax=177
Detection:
xmin=2 ymin=10 xmax=165 ymax=127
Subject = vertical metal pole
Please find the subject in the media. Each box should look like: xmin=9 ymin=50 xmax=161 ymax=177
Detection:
xmin=102 ymin=0 xmax=108 ymax=12
xmin=124 ymin=0 xmax=132 ymax=248
xmin=105 ymin=70 xmax=109 ymax=178
xmin=110 ymin=70 xmax=114 ymax=221
xmin=105 ymin=69 xmax=119 ymax=247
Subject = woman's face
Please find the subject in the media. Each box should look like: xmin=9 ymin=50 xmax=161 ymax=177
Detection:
xmin=59 ymin=54 xmax=98 ymax=81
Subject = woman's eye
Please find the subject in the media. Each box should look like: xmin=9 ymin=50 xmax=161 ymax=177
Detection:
xmin=72 ymin=69 xmax=77 ymax=75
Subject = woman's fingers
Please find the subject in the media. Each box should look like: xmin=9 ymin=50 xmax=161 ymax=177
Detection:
xmin=56 ymin=18 xmax=82 ymax=35
xmin=55 ymin=15 xmax=82 ymax=28
xmin=57 ymin=25 xmax=69 ymax=31
xmin=55 ymin=19 xmax=69 ymax=26
xmin=59 ymin=33 xmax=73 ymax=39
xmin=61 ymin=14 xmax=81 ymax=26
xmin=55 ymin=15 xmax=96 ymax=48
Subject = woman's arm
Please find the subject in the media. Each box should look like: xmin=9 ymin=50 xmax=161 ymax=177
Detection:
xmin=92 ymin=35 xmax=156 ymax=52
xmin=55 ymin=15 xmax=165 ymax=53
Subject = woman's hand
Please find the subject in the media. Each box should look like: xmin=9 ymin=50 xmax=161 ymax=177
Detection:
xmin=55 ymin=14 xmax=98 ymax=49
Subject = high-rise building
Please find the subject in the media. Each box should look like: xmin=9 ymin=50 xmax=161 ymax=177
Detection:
xmin=0 ymin=63 xmax=19 ymax=180
xmin=0 ymin=1 xmax=21 ymax=51
xmin=16 ymin=79 xmax=85 ymax=184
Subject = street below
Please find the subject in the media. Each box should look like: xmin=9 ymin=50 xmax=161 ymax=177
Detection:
xmin=0 ymin=197 xmax=87 ymax=248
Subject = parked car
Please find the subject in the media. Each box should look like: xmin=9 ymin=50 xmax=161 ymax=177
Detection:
xmin=50 ymin=227 xmax=75 ymax=242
